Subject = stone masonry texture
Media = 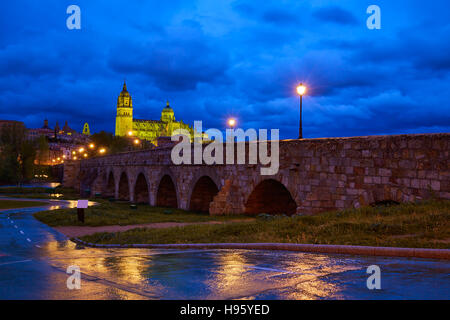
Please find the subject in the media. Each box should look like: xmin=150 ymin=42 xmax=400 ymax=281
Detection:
xmin=63 ymin=133 xmax=449 ymax=215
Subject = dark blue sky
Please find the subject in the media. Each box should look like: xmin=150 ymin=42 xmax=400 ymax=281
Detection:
xmin=1 ymin=0 xmax=449 ymax=139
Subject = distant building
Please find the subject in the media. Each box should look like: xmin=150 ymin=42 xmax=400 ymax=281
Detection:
xmin=114 ymin=81 xmax=206 ymax=144
xmin=27 ymin=120 xmax=91 ymax=165
xmin=82 ymin=123 xmax=91 ymax=135
xmin=0 ymin=120 xmax=25 ymax=132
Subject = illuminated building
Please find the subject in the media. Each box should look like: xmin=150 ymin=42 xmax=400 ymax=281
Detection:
xmin=114 ymin=81 xmax=206 ymax=144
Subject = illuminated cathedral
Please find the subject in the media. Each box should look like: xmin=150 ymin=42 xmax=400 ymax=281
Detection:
xmin=115 ymin=81 xmax=200 ymax=144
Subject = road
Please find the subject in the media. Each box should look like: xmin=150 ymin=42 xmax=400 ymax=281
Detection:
xmin=0 ymin=200 xmax=449 ymax=300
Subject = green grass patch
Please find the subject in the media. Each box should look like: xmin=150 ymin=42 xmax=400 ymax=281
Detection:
xmin=79 ymin=200 xmax=450 ymax=249
xmin=0 ymin=200 xmax=48 ymax=210
xmin=33 ymin=201 xmax=253 ymax=227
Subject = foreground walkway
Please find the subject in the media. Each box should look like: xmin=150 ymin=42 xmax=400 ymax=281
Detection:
xmin=55 ymin=219 xmax=252 ymax=238
xmin=0 ymin=200 xmax=449 ymax=299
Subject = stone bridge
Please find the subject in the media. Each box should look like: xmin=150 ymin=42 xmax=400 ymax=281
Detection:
xmin=62 ymin=133 xmax=449 ymax=215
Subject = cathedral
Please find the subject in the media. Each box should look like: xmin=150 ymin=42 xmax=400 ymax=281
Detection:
xmin=115 ymin=81 xmax=199 ymax=144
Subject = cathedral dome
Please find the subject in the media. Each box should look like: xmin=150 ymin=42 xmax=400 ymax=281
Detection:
xmin=161 ymin=101 xmax=175 ymax=122
xmin=117 ymin=81 xmax=132 ymax=108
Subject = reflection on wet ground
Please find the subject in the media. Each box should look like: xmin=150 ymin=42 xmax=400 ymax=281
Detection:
xmin=0 ymin=200 xmax=449 ymax=300
xmin=0 ymin=182 xmax=61 ymax=189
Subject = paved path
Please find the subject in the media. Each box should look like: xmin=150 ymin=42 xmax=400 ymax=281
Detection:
xmin=55 ymin=219 xmax=252 ymax=238
xmin=0 ymin=200 xmax=449 ymax=299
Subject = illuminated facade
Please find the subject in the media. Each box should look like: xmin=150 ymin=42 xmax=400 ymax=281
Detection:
xmin=115 ymin=81 xmax=200 ymax=144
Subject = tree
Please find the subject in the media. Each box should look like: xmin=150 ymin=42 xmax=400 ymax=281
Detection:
xmin=0 ymin=123 xmax=37 ymax=184
xmin=90 ymin=130 xmax=139 ymax=154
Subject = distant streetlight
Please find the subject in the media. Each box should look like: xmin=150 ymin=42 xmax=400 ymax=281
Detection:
xmin=89 ymin=143 xmax=95 ymax=149
xmin=83 ymin=153 xmax=88 ymax=158
xmin=128 ymin=131 xmax=133 ymax=137
xmin=296 ymin=83 xmax=307 ymax=139
xmin=99 ymin=148 xmax=106 ymax=154
xmin=78 ymin=147 xmax=85 ymax=153
xmin=228 ymin=118 xmax=236 ymax=129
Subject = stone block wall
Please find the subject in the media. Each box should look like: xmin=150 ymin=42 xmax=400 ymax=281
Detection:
xmin=64 ymin=133 xmax=449 ymax=215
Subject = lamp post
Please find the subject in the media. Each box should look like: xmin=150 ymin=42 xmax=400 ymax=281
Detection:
xmin=296 ymin=84 xmax=307 ymax=139
xmin=227 ymin=118 xmax=236 ymax=129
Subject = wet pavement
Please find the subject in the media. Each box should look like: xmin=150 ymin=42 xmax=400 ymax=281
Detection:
xmin=0 ymin=200 xmax=449 ymax=300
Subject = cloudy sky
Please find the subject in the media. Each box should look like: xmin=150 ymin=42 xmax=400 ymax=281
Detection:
xmin=1 ymin=0 xmax=449 ymax=139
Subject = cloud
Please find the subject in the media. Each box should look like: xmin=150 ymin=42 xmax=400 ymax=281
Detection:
xmin=0 ymin=0 xmax=449 ymax=140
xmin=261 ymin=9 xmax=300 ymax=26
xmin=108 ymin=36 xmax=229 ymax=91
xmin=313 ymin=6 xmax=358 ymax=26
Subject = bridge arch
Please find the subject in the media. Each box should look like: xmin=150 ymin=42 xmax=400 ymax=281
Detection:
xmin=80 ymin=169 xmax=98 ymax=197
xmin=188 ymin=175 xmax=220 ymax=213
xmin=118 ymin=171 xmax=130 ymax=201
xmin=244 ymin=178 xmax=297 ymax=215
xmin=134 ymin=172 xmax=150 ymax=204
xmin=105 ymin=171 xmax=115 ymax=198
xmin=156 ymin=174 xmax=178 ymax=208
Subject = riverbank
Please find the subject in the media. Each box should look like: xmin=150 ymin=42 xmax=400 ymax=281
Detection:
xmin=75 ymin=200 xmax=450 ymax=249
xmin=0 ymin=186 xmax=80 ymax=200
xmin=0 ymin=199 xmax=49 ymax=210
xmin=55 ymin=219 xmax=253 ymax=237
xmin=33 ymin=201 xmax=253 ymax=227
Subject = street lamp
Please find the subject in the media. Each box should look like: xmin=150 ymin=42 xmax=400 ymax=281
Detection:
xmin=227 ymin=118 xmax=236 ymax=129
xmin=99 ymin=148 xmax=106 ymax=154
xmin=296 ymin=83 xmax=307 ymax=139
xmin=128 ymin=131 xmax=133 ymax=137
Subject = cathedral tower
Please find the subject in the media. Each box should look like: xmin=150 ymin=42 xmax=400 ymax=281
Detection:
xmin=161 ymin=101 xmax=175 ymax=122
xmin=115 ymin=81 xmax=133 ymax=137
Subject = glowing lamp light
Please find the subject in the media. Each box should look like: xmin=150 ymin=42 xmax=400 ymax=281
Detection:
xmin=99 ymin=148 xmax=106 ymax=154
xmin=89 ymin=143 xmax=95 ymax=149
xmin=83 ymin=153 xmax=88 ymax=158
xmin=72 ymin=151 xmax=76 ymax=155
xmin=128 ymin=131 xmax=133 ymax=136
xmin=57 ymin=157 xmax=60 ymax=161
xmin=228 ymin=118 xmax=236 ymax=128
xmin=134 ymin=139 xmax=140 ymax=145
xmin=78 ymin=147 xmax=85 ymax=153
xmin=73 ymin=156 xmax=77 ymax=160
xmin=297 ymin=84 xmax=307 ymax=96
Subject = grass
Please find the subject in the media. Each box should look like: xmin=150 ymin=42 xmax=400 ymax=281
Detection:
xmin=78 ymin=200 xmax=450 ymax=249
xmin=0 ymin=199 xmax=49 ymax=210
xmin=33 ymin=201 xmax=253 ymax=227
